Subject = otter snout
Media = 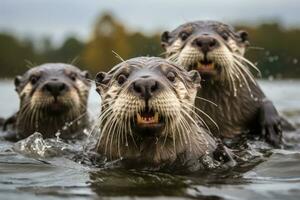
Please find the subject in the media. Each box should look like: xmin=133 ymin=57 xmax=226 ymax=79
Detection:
xmin=42 ymin=80 xmax=69 ymax=97
xmin=191 ymin=35 xmax=219 ymax=54
xmin=131 ymin=78 xmax=161 ymax=100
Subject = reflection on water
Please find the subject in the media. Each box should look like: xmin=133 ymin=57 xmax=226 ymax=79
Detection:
xmin=1 ymin=80 xmax=300 ymax=200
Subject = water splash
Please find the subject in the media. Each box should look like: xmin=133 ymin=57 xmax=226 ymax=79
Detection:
xmin=12 ymin=132 xmax=82 ymax=159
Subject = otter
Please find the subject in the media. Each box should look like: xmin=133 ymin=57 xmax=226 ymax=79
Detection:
xmin=2 ymin=63 xmax=91 ymax=141
xmin=161 ymin=21 xmax=282 ymax=147
xmin=94 ymin=57 xmax=234 ymax=172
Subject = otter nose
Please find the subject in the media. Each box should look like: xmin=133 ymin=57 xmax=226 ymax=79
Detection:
xmin=43 ymin=81 xmax=68 ymax=97
xmin=132 ymin=78 xmax=160 ymax=100
xmin=192 ymin=36 xmax=218 ymax=53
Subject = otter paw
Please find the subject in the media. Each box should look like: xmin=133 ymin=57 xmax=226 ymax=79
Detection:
xmin=259 ymin=100 xmax=283 ymax=147
xmin=213 ymin=141 xmax=236 ymax=167
xmin=261 ymin=118 xmax=282 ymax=147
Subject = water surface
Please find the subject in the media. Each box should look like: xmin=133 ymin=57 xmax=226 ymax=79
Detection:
xmin=0 ymin=79 xmax=300 ymax=200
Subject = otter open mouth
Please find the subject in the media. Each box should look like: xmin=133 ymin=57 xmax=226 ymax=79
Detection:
xmin=134 ymin=109 xmax=164 ymax=137
xmin=189 ymin=59 xmax=219 ymax=78
xmin=137 ymin=111 xmax=159 ymax=125
xmin=190 ymin=60 xmax=215 ymax=72
xmin=198 ymin=60 xmax=215 ymax=71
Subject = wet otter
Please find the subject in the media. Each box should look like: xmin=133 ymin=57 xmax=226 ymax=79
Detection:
xmin=94 ymin=57 xmax=233 ymax=171
xmin=2 ymin=63 xmax=91 ymax=141
xmin=161 ymin=21 xmax=282 ymax=147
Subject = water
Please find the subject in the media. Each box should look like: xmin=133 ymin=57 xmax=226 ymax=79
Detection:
xmin=0 ymin=79 xmax=300 ymax=200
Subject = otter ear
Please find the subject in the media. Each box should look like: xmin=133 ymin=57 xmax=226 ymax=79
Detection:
xmin=161 ymin=31 xmax=170 ymax=49
xmin=95 ymin=72 xmax=107 ymax=85
xmin=14 ymin=75 xmax=22 ymax=91
xmin=81 ymin=70 xmax=91 ymax=79
xmin=189 ymin=70 xmax=201 ymax=87
xmin=95 ymin=72 xmax=110 ymax=94
xmin=237 ymin=30 xmax=249 ymax=45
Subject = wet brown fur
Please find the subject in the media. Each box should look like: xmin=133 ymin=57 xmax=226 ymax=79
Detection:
xmin=94 ymin=57 xmax=219 ymax=169
xmin=6 ymin=63 xmax=91 ymax=140
xmin=162 ymin=21 xmax=282 ymax=146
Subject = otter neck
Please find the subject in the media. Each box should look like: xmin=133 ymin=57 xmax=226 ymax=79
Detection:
xmin=197 ymin=77 xmax=264 ymax=138
xmin=201 ymin=78 xmax=232 ymax=95
xmin=98 ymin=125 xmax=212 ymax=165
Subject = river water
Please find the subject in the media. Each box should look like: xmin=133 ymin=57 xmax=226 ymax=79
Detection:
xmin=0 ymin=79 xmax=300 ymax=200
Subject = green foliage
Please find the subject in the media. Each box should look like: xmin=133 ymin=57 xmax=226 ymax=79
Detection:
xmin=236 ymin=23 xmax=300 ymax=78
xmin=0 ymin=13 xmax=299 ymax=78
xmin=82 ymin=13 xmax=132 ymax=74
xmin=0 ymin=34 xmax=36 ymax=77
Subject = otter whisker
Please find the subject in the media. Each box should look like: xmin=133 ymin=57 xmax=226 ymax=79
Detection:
xmin=116 ymin=112 xmax=128 ymax=158
xmin=181 ymin=103 xmax=218 ymax=134
xmin=177 ymin=114 xmax=192 ymax=147
xmin=171 ymin=117 xmax=177 ymax=154
xmin=166 ymin=52 xmax=180 ymax=61
xmin=195 ymin=97 xmax=218 ymax=107
xmin=24 ymin=60 xmax=36 ymax=69
xmin=173 ymin=111 xmax=187 ymax=146
xmin=180 ymin=105 xmax=207 ymax=131
xmin=95 ymin=107 xmax=114 ymax=147
xmin=29 ymin=106 xmax=37 ymax=130
xmin=232 ymin=62 xmax=254 ymax=97
xmin=103 ymin=114 xmax=119 ymax=157
xmin=161 ymin=116 xmax=170 ymax=148
xmin=124 ymin=112 xmax=133 ymax=141
xmin=112 ymin=50 xmax=126 ymax=63
xmin=105 ymin=114 xmax=119 ymax=159
xmin=233 ymin=58 xmax=257 ymax=84
xmin=173 ymin=113 xmax=185 ymax=149
xmin=65 ymin=111 xmax=88 ymax=129
xmin=111 ymin=114 xmax=122 ymax=159
xmin=232 ymin=53 xmax=261 ymax=76
xmin=179 ymin=109 xmax=204 ymax=152
xmin=160 ymin=93 xmax=190 ymax=148
xmin=247 ymin=46 xmax=264 ymax=51
xmin=69 ymin=56 xmax=80 ymax=65
xmin=110 ymin=113 xmax=123 ymax=152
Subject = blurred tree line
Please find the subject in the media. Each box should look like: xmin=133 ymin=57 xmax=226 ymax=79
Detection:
xmin=0 ymin=12 xmax=299 ymax=78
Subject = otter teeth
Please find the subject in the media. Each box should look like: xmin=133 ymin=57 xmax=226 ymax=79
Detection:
xmin=137 ymin=113 xmax=159 ymax=124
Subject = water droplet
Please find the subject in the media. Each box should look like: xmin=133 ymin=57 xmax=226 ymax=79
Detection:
xmin=293 ymin=58 xmax=298 ymax=64
xmin=55 ymin=131 xmax=61 ymax=141
xmin=268 ymin=75 xmax=274 ymax=81
xmin=83 ymin=129 xmax=90 ymax=136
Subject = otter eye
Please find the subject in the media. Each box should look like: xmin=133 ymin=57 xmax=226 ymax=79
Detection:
xmin=166 ymin=71 xmax=176 ymax=82
xmin=117 ymin=74 xmax=127 ymax=85
xmin=179 ymin=32 xmax=190 ymax=41
xmin=69 ymin=73 xmax=77 ymax=81
xmin=30 ymin=75 xmax=39 ymax=85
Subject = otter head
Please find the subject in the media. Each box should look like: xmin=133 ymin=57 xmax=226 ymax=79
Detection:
xmin=95 ymin=57 xmax=208 ymax=165
xmin=14 ymin=63 xmax=91 ymax=139
xmin=161 ymin=21 xmax=257 ymax=94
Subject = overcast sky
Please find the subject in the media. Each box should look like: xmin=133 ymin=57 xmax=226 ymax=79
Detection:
xmin=1 ymin=0 xmax=299 ymax=45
